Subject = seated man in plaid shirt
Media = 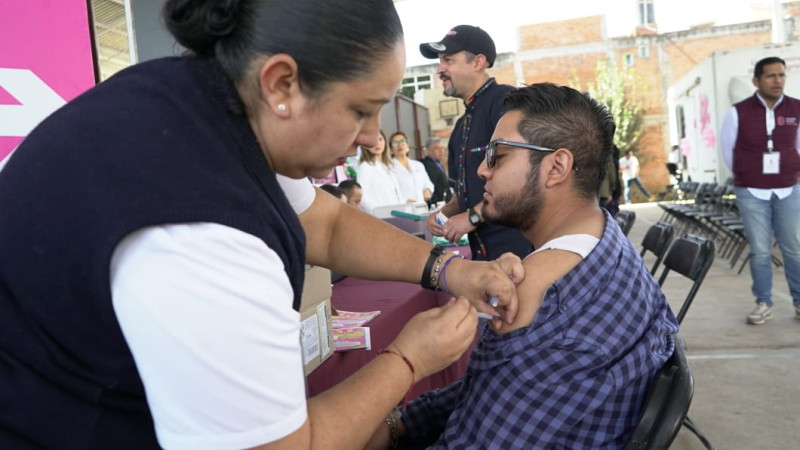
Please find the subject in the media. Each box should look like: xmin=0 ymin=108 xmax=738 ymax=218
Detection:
xmin=367 ymin=84 xmax=680 ymax=449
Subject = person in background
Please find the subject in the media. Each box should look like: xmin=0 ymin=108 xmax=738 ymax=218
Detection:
xmin=619 ymin=149 xmax=651 ymax=204
xmin=598 ymin=154 xmax=618 ymax=212
xmin=0 ymin=1 xmax=525 ymax=448
xmin=320 ymin=183 xmax=347 ymax=202
xmin=367 ymin=83 xmax=678 ymax=449
xmin=721 ymin=56 xmax=800 ymax=325
xmin=358 ymin=129 xmax=406 ymax=214
xmin=420 ymin=137 xmax=453 ymax=207
xmin=668 ymin=144 xmax=682 ymax=166
xmin=421 ymin=25 xmax=530 ymax=261
xmin=389 ymin=131 xmax=434 ymax=204
xmin=339 ymin=179 xmax=363 ymax=208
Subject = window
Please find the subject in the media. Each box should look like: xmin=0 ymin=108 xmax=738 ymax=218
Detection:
xmin=638 ymin=0 xmax=656 ymax=25
xmin=623 ymin=53 xmax=634 ymax=67
xmin=639 ymin=45 xmax=650 ymax=58
xmin=399 ymin=74 xmax=432 ymax=99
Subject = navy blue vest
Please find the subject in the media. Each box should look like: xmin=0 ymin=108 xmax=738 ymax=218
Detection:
xmin=447 ymin=79 xmax=530 ymax=261
xmin=0 ymin=57 xmax=306 ymax=448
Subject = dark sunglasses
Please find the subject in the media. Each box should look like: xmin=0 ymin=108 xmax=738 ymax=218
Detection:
xmin=485 ymin=139 xmax=556 ymax=168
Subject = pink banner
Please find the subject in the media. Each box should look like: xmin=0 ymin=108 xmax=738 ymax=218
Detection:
xmin=0 ymin=0 xmax=97 ymax=161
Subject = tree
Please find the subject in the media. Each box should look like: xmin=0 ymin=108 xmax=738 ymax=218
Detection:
xmin=570 ymin=60 xmax=647 ymax=154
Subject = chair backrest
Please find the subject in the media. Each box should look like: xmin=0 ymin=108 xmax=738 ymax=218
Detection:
xmin=657 ymin=234 xmax=716 ymax=324
xmin=615 ymin=210 xmax=636 ymax=236
xmin=666 ymin=162 xmax=679 ymax=176
xmin=640 ymin=222 xmax=675 ymax=275
xmin=682 ymin=181 xmax=700 ymax=201
xmin=624 ymin=336 xmax=694 ymax=450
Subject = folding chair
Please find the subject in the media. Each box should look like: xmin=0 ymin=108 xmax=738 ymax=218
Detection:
xmin=640 ymin=222 xmax=675 ymax=275
xmin=656 ymin=234 xmax=716 ymax=449
xmin=658 ymin=234 xmax=715 ymax=324
xmin=614 ymin=210 xmax=636 ymax=236
xmin=624 ymin=335 xmax=694 ymax=450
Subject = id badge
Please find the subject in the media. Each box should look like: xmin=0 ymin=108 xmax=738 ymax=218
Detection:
xmin=763 ymin=152 xmax=780 ymax=174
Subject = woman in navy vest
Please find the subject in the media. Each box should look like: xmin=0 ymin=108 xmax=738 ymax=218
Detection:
xmin=0 ymin=1 xmax=524 ymax=448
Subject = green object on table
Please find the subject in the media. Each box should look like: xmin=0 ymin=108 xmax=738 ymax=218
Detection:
xmin=390 ymin=210 xmax=428 ymax=221
xmin=432 ymin=235 xmax=469 ymax=247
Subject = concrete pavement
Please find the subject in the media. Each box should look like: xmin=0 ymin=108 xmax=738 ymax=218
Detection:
xmin=620 ymin=203 xmax=800 ymax=450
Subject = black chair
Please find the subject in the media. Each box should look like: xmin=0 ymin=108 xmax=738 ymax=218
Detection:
xmin=657 ymin=233 xmax=715 ymax=324
xmin=656 ymin=234 xmax=716 ymax=449
xmin=640 ymin=222 xmax=675 ymax=275
xmin=615 ymin=210 xmax=636 ymax=236
xmin=624 ymin=335 xmax=694 ymax=450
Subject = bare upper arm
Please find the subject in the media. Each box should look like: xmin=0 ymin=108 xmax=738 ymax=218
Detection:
xmin=297 ymin=187 xmax=341 ymax=266
xmin=499 ymin=250 xmax=583 ymax=333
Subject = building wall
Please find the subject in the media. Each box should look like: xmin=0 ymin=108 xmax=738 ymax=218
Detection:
xmin=518 ymin=16 xmax=606 ymax=49
xmin=411 ymin=9 xmax=799 ymax=198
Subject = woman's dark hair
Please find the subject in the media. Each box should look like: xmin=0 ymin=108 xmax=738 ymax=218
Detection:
xmin=502 ymin=83 xmax=616 ymax=200
xmin=163 ymin=0 xmax=403 ymax=97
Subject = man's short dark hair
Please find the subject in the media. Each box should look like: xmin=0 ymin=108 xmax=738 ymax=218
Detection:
xmin=754 ymin=57 xmax=786 ymax=78
xmin=320 ymin=183 xmax=345 ymax=199
xmin=338 ymin=179 xmax=361 ymax=196
xmin=501 ymin=83 xmax=615 ymax=200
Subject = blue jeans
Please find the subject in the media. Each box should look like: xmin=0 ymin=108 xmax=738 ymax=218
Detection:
xmin=734 ymin=184 xmax=800 ymax=307
xmin=625 ymin=177 xmax=650 ymax=203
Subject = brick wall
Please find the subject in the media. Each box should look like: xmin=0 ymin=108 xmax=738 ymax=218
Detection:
xmin=519 ymin=16 xmax=605 ymax=50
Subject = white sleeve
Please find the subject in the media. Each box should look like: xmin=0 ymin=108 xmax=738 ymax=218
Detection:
xmin=277 ymin=174 xmax=315 ymax=214
xmin=796 ymin=120 xmax=800 ymax=155
xmin=720 ymin=107 xmax=738 ymax=170
xmin=414 ymin=160 xmax=434 ymax=192
xmin=357 ymin=162 xmax=378 ymax=213
xmin=110 ymin=223 xmax=307 ymax=450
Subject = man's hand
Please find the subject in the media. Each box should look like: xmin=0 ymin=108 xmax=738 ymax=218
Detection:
xmin=441 ymin=211 xmax=475 ymax=243
xmin=426 ymin=209 xmax=445 ymax=237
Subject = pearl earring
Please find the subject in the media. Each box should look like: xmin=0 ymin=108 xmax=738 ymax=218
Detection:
xmin=277 ymin=104 xmax=287 ymax=112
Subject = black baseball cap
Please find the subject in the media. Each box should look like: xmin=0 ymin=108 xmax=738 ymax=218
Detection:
xmin=419 ymin=25 xmax=497 ymax=68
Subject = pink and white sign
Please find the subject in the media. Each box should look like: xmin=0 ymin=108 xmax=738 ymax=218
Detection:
xmin=0 ymin=0 xmax=97 ymax=161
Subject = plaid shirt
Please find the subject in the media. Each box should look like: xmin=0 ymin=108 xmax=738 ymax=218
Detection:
xmin=403 ymin=211 xmax=679 ymax=448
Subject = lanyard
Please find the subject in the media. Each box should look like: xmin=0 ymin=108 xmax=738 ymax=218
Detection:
xmin=456 ymin=78 xmax=495 ymax=259
xmin=456 ymin=78 xmax=495 ymax=199
xmin=766 ymin=108 xmax=775 ymax=152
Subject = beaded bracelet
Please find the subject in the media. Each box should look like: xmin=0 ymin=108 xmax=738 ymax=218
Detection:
xmin=437 ymin=254 xmax=465 ymax=293
xmin=377 ymin=347 xmax=415 ymax=410
xmin=420 ymin=245 xmax=446 ymax=290
xmin=384 ymin=408 xmax=400 ymax=449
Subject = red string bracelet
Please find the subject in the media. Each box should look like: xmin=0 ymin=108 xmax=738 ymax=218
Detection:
xmin=378 ymin=347 xmax=415 ymax=410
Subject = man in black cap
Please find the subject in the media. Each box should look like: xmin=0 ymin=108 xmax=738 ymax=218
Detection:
xmin=422 ymin=25 xmax=529 ymax=261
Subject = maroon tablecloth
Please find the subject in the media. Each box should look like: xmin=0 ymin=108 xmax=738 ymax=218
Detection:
xmin=305 ymin=276 xmax=474 ymax=400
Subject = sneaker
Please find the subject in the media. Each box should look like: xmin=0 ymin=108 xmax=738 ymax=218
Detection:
xmin=747 ymin=302 xmax=773 ymax=325
xmin=795 ymin=306 xmax=800 ymax=321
